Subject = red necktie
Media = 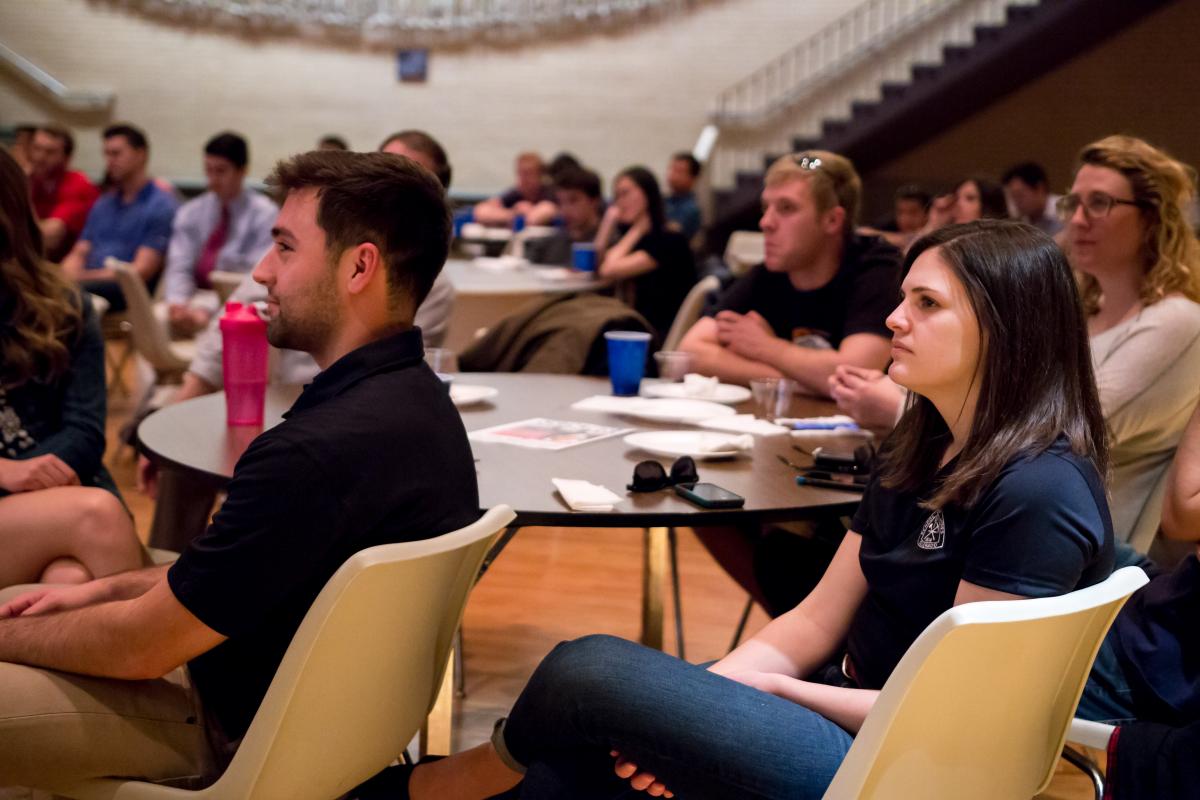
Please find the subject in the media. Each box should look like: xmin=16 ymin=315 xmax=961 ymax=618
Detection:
xmin=194 ymin=204 xmax=230 ymax=290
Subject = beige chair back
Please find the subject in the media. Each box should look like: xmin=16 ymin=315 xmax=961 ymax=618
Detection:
xmin=661 ymin=274 xmax=720 ymax=352
xmin=823 ymin=566 xmax=1148 ymax=800
xmin=57 ymin=504 xmax=516 ymax=800
xmin=723 ymin=231 xmax=764 ymax=277
xmin=107 ymin=258 xmax=192 ymax=376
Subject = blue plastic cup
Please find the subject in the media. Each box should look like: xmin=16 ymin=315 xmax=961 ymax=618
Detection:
xmin=605 ymin=331 xmax=652 ymax=396
xmin=572 ymin=242 xmax=597 ymax=272
xmin=512 ymin=213 xmax=526 ymax=233
xmin=453 ymin=207 xmax=474 ymax=238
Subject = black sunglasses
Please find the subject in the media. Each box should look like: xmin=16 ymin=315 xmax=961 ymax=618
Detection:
xmin=627 ymin=456 xmax=699 ymax=493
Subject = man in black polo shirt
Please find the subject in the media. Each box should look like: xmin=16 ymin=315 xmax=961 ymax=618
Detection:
xmin=680 ymin=150 xmax=900 ymax=396
xmin=0 ymin=151 xmax=480 ymax=789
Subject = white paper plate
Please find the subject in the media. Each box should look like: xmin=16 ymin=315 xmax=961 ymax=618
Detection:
xmin=450 ymin=384 xmax=499 ymax=407
xmin=624 ymin=430 xmax=747 ymax=459
xmin=642 ymin=381 xmax=752 ymax=405
xmin=618 ymin=398 xmax=736 ymax=424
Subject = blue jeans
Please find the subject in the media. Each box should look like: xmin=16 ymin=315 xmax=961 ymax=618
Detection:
xmin=495 ymin=634 xmax=854 ymax=800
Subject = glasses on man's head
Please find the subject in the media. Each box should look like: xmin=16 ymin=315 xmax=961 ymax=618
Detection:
xmin=1056 ymin=192 xmax=1143 ymax=221
xmin=791 ymin=155 xmax=823 ymax=171
xmin=627 ymin=456 xmax=699 ymax=493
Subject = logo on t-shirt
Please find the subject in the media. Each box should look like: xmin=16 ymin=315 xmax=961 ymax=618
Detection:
xmin=790 ymin=327 xmax=834 ymax=350
xmin=917 ymin=510 xmax=946 ymax=550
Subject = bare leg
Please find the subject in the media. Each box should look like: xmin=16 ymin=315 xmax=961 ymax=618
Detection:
xmin=0 ymin=487 xmax=144 ymax=589
xmin=409 ymin=742 xmax=521 ymax=800
xmin=40 ymin=557 xmax=93 ymax=585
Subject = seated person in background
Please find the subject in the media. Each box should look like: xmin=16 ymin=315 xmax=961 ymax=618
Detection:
xmin=6 ymin=124 xmax=36 ymax=173
xmin=137 ymin=129 xmax=458 ymax=493
xmin=0 ymin=150 xmax=480 ymax=791
xmin=0 ymin=148 xmax=145 ymax=590
xmin=860 ymin=183 xmax=930 ymax=251
xmin=60 ymin=123 xmax=177 ymax=312
xmin=364 ymin=221 xmax=1115 ymax=800
xmin=473 ymin=152 xmax=557 ymax=228
xmin=379 ymin=129 xmax=452 ymax=190
xmin=1067 ymin=135 xmax=1200 ymax=544
xmin=163 ymin=132 xmax=276 ymax=336
xmin=680 ymin=151 xmax=900 ymax=395
xmin=317 ymin=134 xmax=349 ymax=151
xmin=920 ymin=176 xmax=1009 ymax=235
xmin=523 ymin=166 xmax=603 ymax=267
xmin=664 ymin=151 xmax=703 ymax=240
xmin=546 ymin=151 xmax=583 ymax=183
xmin=593 ymin=165 xmax=695 ymax=340
xmin=1003 ymin=161 xmax=1062 ymax=235
xmin=832 ymin=136 xmax=1200 ymax=547
xmin=28 ymin=125 xmax=99 ymax=261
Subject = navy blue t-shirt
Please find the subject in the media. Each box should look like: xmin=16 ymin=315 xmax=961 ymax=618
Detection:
xmin=845 ymin=439 xmax=1114 ymax=690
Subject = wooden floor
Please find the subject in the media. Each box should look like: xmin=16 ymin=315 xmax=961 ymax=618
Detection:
xmin=105 ymin=352 xmax=1100 ymax=798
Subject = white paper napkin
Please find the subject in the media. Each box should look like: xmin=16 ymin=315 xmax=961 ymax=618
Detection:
xmin=697 ymin=414 xmax=790 ymax=437
xmin=681 ymin=373 xmax=720 ymax=398
xmin=571 ymin=395 xmax=647 ymax=414
xmin=552 ymin=478 xmax=623 ymax=512
xmin=473 ymin=256 xmax=529 ymax=272
xmin=698 ymin=433 xmax=754 ymax=453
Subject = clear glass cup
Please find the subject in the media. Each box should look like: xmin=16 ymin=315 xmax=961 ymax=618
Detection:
xmin=424 ymin=347 xmax=458 ymax=375
xmin=750 ymin=377 xmax=798 ymax=420
xmin=653 ymin=350 xmax=693 ymax=382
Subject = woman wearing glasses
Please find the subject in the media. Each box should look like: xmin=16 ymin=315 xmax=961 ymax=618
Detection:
xmin=357 ymin=221 xmax=1114 ymax=800
xmin=1062 ymin=135 xmax=1200 ymax=547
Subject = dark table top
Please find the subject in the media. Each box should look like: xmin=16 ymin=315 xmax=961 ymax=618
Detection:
xmin=139 ymin=373 xmax=865 ymax=528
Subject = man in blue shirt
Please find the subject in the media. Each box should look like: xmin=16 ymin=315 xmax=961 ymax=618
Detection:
xmin=163 ymin=132 xmax=276 ymax=335
xmin=61 ymin=123 xmax=178 ymax=312
xmin=664 ymin=151 xmax=703 ymax=241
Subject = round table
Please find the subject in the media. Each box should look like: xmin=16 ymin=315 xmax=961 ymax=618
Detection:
xmin=140 ymin=373 xmax=863 ymax=645
xmin=138 ymin=373 xmax=865 ymax=754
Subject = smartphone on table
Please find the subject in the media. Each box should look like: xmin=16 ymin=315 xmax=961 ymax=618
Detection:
xmin=674 ymin=482 xmax=746 ymax=509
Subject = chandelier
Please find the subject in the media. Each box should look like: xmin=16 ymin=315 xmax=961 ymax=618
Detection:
xmin=104 ymin=0 xmax=709 ymax=47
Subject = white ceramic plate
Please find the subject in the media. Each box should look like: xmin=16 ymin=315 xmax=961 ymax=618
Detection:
xmin=450 ymin=384 xmax=499 ymax=407
xmin=641 ymin=381 xmax=752 ymax=405
xmin=618 ymin=398 xmax=736 ymax=424
xmin=624 ymin=430 xmax=747 ymax=459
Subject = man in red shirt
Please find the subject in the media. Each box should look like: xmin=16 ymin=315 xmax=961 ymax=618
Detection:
xmin=29 ymin=125 xmax=99 ymax=261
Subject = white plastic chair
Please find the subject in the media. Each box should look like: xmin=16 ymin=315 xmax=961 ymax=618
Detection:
xmin=723 ymin=231 xmax=764 ymax=277
xmin=108 ymin=258 xmax=196 ymax=412
xmin=661 ymin=274 xmax=720 ymax=352
xmin=48 ymin=504 xmax=517 ymax=800
xmin=822 ymin=566 xmax=1148 ymax=800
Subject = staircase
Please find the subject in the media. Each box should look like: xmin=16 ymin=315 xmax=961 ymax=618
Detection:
xmin=705 ymin=0 xmax=1179 ymax=254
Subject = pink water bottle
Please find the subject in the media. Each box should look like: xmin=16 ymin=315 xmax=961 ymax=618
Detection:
xmin=219 ymin=301 xmax=268 ymax=426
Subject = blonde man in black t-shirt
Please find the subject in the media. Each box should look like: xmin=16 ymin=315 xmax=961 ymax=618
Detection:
xmin=680 ymin=151 xmax=900 ymax=396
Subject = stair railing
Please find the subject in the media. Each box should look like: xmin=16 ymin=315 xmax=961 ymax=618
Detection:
xmin=706 ymin=0 xmax=1037 ymax=189
xmin=0 ymin=41 xmax=114 ymax=113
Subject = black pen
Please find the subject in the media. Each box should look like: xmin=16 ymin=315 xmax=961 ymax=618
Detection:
xmin=795 ymin=475 xmax=865 ymax=493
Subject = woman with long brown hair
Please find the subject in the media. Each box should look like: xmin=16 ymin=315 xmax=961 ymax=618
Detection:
xmin=0 ymin=148 xmax=144 ymax=589
xmin=357 ymin=220 xmax=1115 ymax=800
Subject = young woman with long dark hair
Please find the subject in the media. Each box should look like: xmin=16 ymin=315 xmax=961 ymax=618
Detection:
xmin=356 ymin=219 xmax=1114 ymax=800
xmin=593 ymin=165 xmax=695 ymax=339
xmin=0 ymin=148 xmax=144 ymax=590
